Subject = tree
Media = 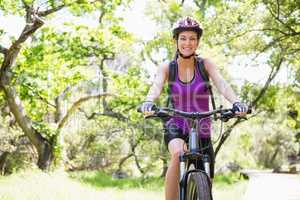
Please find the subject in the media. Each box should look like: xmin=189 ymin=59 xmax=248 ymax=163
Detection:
xmin=0 ymin=0 xmax=129 ymax=170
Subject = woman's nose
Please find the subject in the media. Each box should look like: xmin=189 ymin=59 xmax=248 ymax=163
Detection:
xmin=186 ymin=39 xmax=193 ymax=45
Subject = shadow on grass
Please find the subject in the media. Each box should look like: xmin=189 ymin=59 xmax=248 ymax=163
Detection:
xmin=68 ymin=171 xmax=164 ymax=190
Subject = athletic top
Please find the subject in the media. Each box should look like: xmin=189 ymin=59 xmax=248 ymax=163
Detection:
xmin=166 ymin=61 xmax=211 ymax=138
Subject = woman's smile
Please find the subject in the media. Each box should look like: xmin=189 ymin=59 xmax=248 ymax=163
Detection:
xmin=177 ymin=31 xmax=199 ymax=56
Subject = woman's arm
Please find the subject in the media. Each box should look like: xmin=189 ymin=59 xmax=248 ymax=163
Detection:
xmin=203 ymin=58 xmax=239 ymax=104
xmin=145 ymin=63 xmax=169 ymax=101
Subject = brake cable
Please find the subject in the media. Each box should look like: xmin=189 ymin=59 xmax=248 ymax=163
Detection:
xmin=212 ymin=118 xmax=224 ymax=145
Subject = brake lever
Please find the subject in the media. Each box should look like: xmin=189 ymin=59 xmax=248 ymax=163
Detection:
xmin=237 ymin=116 xmax=248 ymax=121
xmin=144 ymin=108 xmax=170 ymax=119
xmin=144 ymin=114 xmax=157 ymax=119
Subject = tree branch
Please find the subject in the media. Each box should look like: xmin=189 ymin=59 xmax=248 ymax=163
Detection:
xmin=130 ymin=132 xmax=144 ymax=174
xmin=251 ymin=57 xmax=284 ymax=107
xmin=266 ymin=2 xmax=296 ymax=34
xmin=21 ymin=0 xmax=30 ymax=10
xmin=54 ymin=86 xmax=71 ymax=123
xmin=290 ymin=48 xmax=300 ymax=55
xmin=98 ymin=55 xmax=115 ymax=114
xmin=215 ymin=112 xmax=261 ymax=157
xmin=22 ymin=83 xmax=56 ymax=108
xmin=215 ymin=56 xmax=284 ymax=157
xmin=215 ymin=28 xmax=291 ymax=46
xmin=141 ymin=43 xmax=159 ymax=66
xmin=38 ymin=4 xmax=65 ymax=17
xmin=215 ymin=118 xmax=242 ymax=156
xmin=134 ymin=153 xmax=144 ymax=174
xmin=38 ymin=0 xmax=102 ymax=17
xmin=194 ymin=0 xmax=207 ymax=15
xmin=79 ymin=107 xmax=128 ymax=122
xmin=180 ymin=0 xmax=185 ymax=6
xmin=0 ymin=84 xmax=47 ymax=149
xmin=21 ymin=0 xmax=33 ymax=22
xmin=0 ymin=45 xmax=8 ymax=55
xmin=16 ymin=13 xmax=44 ymax=44
xmin=117 ymin=153 xmax=134 ymax=172
xmin=276 ymin=0 xmax=280 ymax=19
xmin=99 ymin=11 xmax=105 ymax=24
xmin=0 ymin=13 xmax=44 ymax=73
xmin=243 ymin=35 xmax=287 ymax=68
xmin=57 ymin=93 xmax=113 ymax=131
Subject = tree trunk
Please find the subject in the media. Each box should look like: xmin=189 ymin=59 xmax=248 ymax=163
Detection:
xmin=0 ymin=152 xmax=10 ymax=175
xmin=269 ymin=146 xmax=280 ymax=168
xmin=0 ymin=11 xmax=55 ymax=169
xmin=0 ymin=73 xmax=54 ymax=170
xmin=36 ymin=138 xmax=54 ymax=170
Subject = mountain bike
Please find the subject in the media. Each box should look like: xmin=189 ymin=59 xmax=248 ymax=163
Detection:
xmin=138 ymin=105 xmax=250 ymax=200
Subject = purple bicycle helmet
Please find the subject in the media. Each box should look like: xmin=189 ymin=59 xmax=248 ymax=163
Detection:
xmin=172 ymin=17 xmax=203 ymax=39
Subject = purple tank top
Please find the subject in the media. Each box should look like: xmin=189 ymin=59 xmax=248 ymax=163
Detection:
xmin=166 ymin=61 xmax=211 ymax=138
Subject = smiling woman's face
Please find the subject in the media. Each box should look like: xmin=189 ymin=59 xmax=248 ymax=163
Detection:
xmin=176 ymin=31 xmax=199 ymax=57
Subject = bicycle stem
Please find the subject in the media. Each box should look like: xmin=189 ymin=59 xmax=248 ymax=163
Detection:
xmin=189 ymin=127 xmax=199 ymax=153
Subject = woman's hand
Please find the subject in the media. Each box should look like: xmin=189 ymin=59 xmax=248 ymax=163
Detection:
xmin=140 ymin=101 xmax=156 ymax=116
xmin=232 ymin=102 xmax=248 ymax=116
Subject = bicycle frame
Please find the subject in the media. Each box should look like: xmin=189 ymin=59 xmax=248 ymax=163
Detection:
xmin=179 ymin=118 xmax=212 ymax=200
xmin=137 ymin=105 xmax=250 ymax=200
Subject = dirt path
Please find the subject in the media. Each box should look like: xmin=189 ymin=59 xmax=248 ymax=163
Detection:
xmin=242 ymin=170 xmax=300 ymax=200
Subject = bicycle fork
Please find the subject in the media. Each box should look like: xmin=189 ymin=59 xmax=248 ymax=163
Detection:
xmin=179 ymin=153 xmax=186 ymax=200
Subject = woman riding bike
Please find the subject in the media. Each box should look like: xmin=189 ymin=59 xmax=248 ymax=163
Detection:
xmin=140 ymin=17 xmax=247 ymax=200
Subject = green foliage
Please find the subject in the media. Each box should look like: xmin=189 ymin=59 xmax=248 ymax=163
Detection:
xmin=254 ymin=122 xmax=296 ymax=168
xmin=0 ymin=0 xmax=131 ymax=17
xmin=64 ymin=120 xmax=122 ymax=170
xmin=241 ymin=83 xmax=280 ymax=113
xmin=109 ymin=66 xmax=149 ymax=113
xmin=69 ymin=170 xmax=245 ymax=190
xmin=69 ymin=171 xmax=164 ymax=190
xmin=143 ymin=31 xmax=175 ymax=63
xmin=0 ymin=0 xmax=25 ymax=15
xmin=0 ymin=119 xmax=36 ymax=175
xmin=214 ymin=172 xmax=245 ymax=186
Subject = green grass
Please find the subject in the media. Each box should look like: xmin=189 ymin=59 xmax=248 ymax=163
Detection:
xmin=214 ymin=172 xmax=245 ymax=185
xmin=213 ymin=172 xmax=248 ymax=200
xmin=69 ymin=171 xmax=164 ymax=190
xmin=0 ymin=170 xmax=248 ymax=200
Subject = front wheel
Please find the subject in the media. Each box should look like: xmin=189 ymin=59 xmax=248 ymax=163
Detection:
xmin=186 ymin=172 xmax=212 ymax=200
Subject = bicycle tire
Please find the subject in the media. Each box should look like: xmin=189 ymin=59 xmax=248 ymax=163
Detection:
xmin=186 ymin=172 xmax=212 ymax=200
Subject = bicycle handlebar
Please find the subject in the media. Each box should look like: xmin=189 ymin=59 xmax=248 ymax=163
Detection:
xmin=137 ymin=106 xmax=252 ymax=121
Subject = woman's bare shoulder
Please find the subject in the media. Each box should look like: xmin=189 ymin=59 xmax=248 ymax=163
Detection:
xmin=157 ymin=61 xmax=170 ymax=74
xmin=201 ymin=57 xmax=217 ymax=71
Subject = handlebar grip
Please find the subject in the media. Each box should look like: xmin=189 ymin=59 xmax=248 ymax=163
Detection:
xmin=136 ymin=104 xmax=158 ymax=113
